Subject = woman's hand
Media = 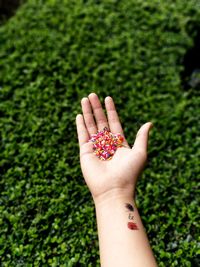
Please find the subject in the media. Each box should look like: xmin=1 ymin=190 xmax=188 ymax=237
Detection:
xmin=76 ymin=93 xmax=153 ymax=203
xmin=76 ymin=93 xmax=158 ymax=267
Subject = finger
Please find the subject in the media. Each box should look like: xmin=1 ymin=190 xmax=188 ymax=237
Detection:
xmin=76 ymin=114 xmax=90 ymax=147
xmin=133 ymin=122 xmax=153 ymax=152
xmin=105 ymin=96 xmax=129 ymax=146
xmin=88 ymin=93 xmax=109 ymax=131
xmin=105 ymin=96 xmax=124 ymax=134
xmin=81 ymin=97 xmax=97 ymax=135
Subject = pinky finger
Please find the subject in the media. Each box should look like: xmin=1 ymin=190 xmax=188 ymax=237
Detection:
xmin=76 ymin=114 xmax=89 ymax=147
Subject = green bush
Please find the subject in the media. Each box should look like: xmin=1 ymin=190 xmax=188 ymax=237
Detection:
xmin=0 ymin=0 xmax=200 ymax=266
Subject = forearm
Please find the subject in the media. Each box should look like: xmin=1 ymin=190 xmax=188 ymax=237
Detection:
xmin=94 ymin=191 xmax=158 ymax=267
xmin=77 ymin=93 xmax=157 ymax=266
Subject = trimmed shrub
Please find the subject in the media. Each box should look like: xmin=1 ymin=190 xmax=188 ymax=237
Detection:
xmin=0 ymin=0 xmax=199 ymax=266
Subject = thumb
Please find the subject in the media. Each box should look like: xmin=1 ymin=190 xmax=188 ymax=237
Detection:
xmin=133 ymin=122 xmax=153 ymax=152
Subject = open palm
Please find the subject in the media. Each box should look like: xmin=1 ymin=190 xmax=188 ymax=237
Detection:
xmin=76 ymin=93 xmax=153 ymax=201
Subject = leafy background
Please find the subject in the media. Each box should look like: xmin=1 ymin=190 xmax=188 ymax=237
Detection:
xmin=0 ymin=0 xmax=200 ymax=266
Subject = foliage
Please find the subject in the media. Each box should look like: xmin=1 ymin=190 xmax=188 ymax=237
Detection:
xmin=0 ymin=0 xmax=200 ymax=266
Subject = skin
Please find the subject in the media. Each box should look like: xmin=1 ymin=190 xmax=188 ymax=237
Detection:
xmin=76 ymin=93 xmax=158 ymax=267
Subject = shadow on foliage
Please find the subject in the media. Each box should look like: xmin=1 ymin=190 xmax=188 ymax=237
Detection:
xmin=181 ymin=28 xmax=200 ymax=92
xmin=0 ymin=0 xmax=23 ymax=23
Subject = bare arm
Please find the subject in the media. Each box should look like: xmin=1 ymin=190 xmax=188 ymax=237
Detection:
xmin=94 ymin=193 xmax=157 ymax=267
xmin=76 ymin=93 xmax=158 ymax=267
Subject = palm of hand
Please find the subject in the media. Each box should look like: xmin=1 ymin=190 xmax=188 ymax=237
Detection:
xmin=76 ymin=93 xmax=152 ymax=200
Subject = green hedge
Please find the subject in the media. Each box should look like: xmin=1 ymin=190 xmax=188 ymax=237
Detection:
xmin=0 ymin=0 xmax=200 ymax=266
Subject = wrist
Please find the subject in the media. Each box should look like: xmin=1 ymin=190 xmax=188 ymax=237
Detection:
xmin=93 ymin=187 xmax=136 ymax=209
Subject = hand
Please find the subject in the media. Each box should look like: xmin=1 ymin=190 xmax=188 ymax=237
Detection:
xmin=76 ymin=93 xmax=153 ymax=203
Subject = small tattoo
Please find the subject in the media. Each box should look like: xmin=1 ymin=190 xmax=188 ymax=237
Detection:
xmin=128 ymin=213 xmax=134 ymax=220
xmin=125 ymin=203 xmax=138 ymax=230
xmin=125 ymin=203 xmax=134 ymax=212
xmin=127 ymin=222 xmax=138 ymax=230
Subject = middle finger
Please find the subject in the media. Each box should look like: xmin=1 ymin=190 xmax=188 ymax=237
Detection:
xmin=88 ymin=93 xmax=109 ymax=131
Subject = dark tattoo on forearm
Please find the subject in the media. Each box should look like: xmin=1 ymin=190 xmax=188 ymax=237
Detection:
xmin=125 ymin=203 xmax=134 ymax=212
xmin=128 ymin=213 xmax=134 ymax=220
xmin=125 ymin=203 xmax=138 ymax=230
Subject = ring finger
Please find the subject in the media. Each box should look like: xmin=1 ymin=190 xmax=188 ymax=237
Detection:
xmin=81 ymin=97 xmax=97 ymax=135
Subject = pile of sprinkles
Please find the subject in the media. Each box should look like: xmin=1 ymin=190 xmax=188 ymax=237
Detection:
xmin=89 ymin=127 xmax=124 ymax=160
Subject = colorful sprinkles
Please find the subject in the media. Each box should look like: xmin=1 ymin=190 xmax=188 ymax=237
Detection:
xmin=89 ymin=127 xmax=124 ymax=160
